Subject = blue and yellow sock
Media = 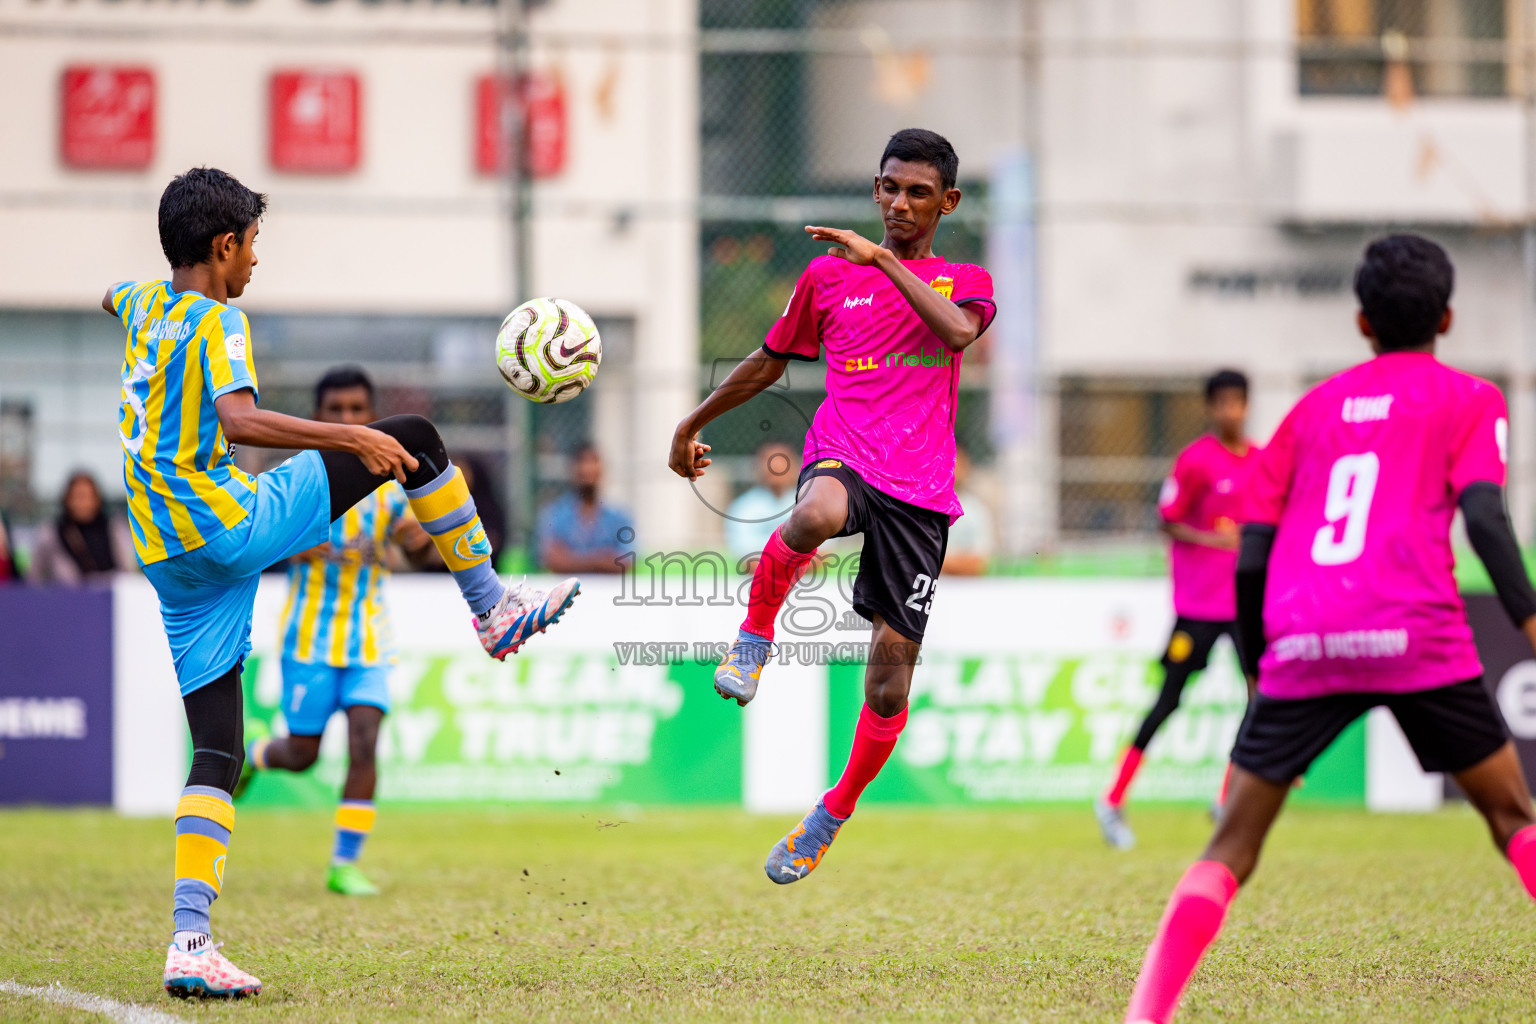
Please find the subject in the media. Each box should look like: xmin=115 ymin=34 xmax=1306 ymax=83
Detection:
xmin=172 ymin=785 xmax=234 ymax=934
xmin=247 ymin=737 xmax=270 ymax=770
xmin=333 ymin=800 xmax=376 ymax=864
xmin=405 ymin=466 xmax=505 ymax=616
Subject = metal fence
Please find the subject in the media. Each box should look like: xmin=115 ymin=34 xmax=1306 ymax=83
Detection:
xmin=4 ymin=0 xmax=1534 ymax=571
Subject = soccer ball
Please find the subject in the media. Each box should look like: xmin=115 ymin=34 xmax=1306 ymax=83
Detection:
xmin=495 ymin=297 xmax=602 ymax=404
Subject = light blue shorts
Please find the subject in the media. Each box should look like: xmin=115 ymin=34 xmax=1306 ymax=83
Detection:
xmin=280 ymin=657 xmax=392 ymax=735
xmin=142 ymin=450 xmax=331 ymax=695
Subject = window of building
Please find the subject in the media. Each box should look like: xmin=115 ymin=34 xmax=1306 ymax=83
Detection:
xmin=1298 ymin=0 xmax=1510 ymax=98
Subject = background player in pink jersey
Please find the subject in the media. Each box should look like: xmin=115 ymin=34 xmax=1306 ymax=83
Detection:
xmin=668 ymin=129 xmax=996 ymax=883
xmin=1097 ymin=370 xmax=1258 ymax=850
xmin=1124 ymin=235 xmax=1536 ymax=1023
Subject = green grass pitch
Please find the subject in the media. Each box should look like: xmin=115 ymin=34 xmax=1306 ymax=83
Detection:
xmin=2 ymin=806 xmax=1534 ymax=1022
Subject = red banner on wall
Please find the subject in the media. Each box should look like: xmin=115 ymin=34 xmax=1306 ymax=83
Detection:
xmin=270 ymin=70 xmax=361 ymax=173
xmin=61 ymin=66 xmax=155 ymax=170
xmin=475 ymin=71 xmax=567 ymax=179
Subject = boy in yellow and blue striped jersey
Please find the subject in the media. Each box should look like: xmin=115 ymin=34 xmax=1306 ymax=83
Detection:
xmin=112 ymin=169 xmax=581 ymax=1000
xmin=238 ymin=367 xmax=436 ymax=897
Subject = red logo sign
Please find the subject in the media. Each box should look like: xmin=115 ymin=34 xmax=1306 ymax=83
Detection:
xmin=270 ymin=71 xmax=361 ymax=173
xmin=475 ymin=71 xmax=567 ymax=179
xmin=61 ymin=66 xmax=155 ymax=170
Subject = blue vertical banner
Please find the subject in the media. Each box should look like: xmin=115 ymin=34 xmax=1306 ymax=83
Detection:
xmin=987 ymin=148 xmax=1045 ymax=553
xmin=0 ymin=585 xmax=114 ymax=804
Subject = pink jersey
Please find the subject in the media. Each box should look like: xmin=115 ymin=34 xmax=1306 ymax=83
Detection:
xmin=1248 ymin=352 xmax=1508 ymax=699
xmin=1159 ymin=434 xmax=1258 ymax=621
xmin=763 ymin=255 xmax=996 ymax=519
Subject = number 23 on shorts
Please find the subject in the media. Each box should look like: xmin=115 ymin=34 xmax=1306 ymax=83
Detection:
xmin=906 ymin=573 xmax=936 ymax=613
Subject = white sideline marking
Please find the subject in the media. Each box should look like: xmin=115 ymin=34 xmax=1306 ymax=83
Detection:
xmin=0 ymin=981 xmax=183 ymax=1024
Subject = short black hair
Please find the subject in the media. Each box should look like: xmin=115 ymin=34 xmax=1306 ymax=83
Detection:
xmin=1353 ymin=234 xmax=1455 ymax=351
xmin=880 ymin=129 xmax=959 ymax=192
xmin=1205 ymin=369 xmax=1248 ymax=402
xmin=314 ymin=365 xmax=374 ymax=410
xmin=158 ymin=167 xmax=268 ymax=269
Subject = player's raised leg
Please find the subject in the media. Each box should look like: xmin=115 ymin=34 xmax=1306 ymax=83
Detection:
xmin=1124 ymin=766 xmax=1288 ymax=1024
xmin=164 ymin=665 xmax=261 ymax=999
xmin=320 ymin=414 xmax=580 ymax=659
xmin=716 ymin=474 xmax=846 ymax=705
xmin=765 ymin=613 xmax=916 ymax=883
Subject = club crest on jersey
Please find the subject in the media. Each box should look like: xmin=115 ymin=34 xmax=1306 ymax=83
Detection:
xmin=225 ymin=333 xmax=247 ymax=363
xmin=815 ymin=459 xmax=842 ymax=469
xmin=930 ymin=276 xmax=955 ymax=299
xmin=454 ymin=525 xmax=492 ymax=562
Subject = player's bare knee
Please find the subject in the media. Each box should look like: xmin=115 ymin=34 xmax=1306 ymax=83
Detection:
xmin=863 ymin=666 xmax=912 ymax=717
xmin=783 ymin=505 xmax=836 ymax=552
xmin=348 ymin=725 xmax=380 ymax=767
xmin=288 ymin=737 xmax=322 ymax=771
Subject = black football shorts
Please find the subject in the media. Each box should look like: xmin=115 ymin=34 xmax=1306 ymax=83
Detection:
xmin=1231 ymin=676 xmax=1508 ymax=784
xmin=798 ymin=459 xmax=949 ymax=643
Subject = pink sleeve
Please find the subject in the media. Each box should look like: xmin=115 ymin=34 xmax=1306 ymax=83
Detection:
xmin=1449 ymin=384 xmax=1509 ymax=495
xmin=1245 ymin=409 xmax=1300 ymax=526
xmin=1157 ymin=448 xmax=1201 ymax=524
xmin=953 ymin=265 xmax=997 ymax=336
xmin=762 ymin=263 xmax=823 ymax=362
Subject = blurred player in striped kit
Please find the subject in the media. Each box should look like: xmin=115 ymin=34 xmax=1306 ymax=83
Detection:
xmin=235 ymin=367 xmax=437 ymax=897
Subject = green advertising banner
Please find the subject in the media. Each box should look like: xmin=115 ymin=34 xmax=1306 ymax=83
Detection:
xmin=239 ymin=652 xmax=742 ymax=808
xmin=829 ymin=651 xmax=1365 ymax=805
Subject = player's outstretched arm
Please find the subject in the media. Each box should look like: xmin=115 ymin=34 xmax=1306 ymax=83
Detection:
xmin=1461 ymin=482 xmax=1536 ymax=648
xmin=1161 ymin=519 xmax=1240 ymax=551
xmin=213 ymin=390 xmax=418 ymax=482
xmin=805 ymin=226 xmax=986 ymax=352
xmin=668 ymin=349 xmax=787 ymax=480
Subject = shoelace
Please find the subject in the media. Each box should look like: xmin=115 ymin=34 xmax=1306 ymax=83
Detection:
xmin=733 ymin=638 xmax=777 ymax=663
xmin=481 ymin=579 xmax=534 ymax=628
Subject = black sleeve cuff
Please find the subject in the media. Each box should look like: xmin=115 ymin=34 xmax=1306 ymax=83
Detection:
xmin=761 ymin=342 xmax=818 ymax=363
xmin=955 ymin=297 xmax=998 ymax=337
xmin=1460 ymin=481 xmax=1536 ymax=627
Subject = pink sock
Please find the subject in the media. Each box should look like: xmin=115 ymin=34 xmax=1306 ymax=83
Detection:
xmin=1105 ymin=747 xmax=1144 ymax=808
xmin=741 ymin=528 xmax=815 ymax=641
xmin=1508 ymin=825 xmax=1536 ymax=900
xmin=823 ymin=704 xmax=908 ymax=819
xmin=1124 ymin=860 xmax=1239 ymax=1024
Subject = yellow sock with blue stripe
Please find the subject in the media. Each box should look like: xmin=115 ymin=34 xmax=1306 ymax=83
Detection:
xmin=405 ymin=465 xmax=505 ymax=615
xmin=333 ymin=800 xmax=376 ymax=864
xmin=173 ymin=785 xmax=234 ymax=934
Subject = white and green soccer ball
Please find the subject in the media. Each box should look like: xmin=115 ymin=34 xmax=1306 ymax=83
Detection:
xmin=495 ymin=297 xmax=602 ymax=404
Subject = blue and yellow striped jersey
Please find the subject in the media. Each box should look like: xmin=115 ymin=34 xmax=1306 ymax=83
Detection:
xmin=113 ymin=280 xmax=259 ymax=565
xmin=280 ymin=483 xmax=412 ymax=667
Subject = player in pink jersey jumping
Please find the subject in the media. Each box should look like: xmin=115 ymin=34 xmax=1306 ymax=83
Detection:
xmin=1097 ymin=370 xmax=1259 ymax=850
xmin=668 ymin=129 xmax=996 ymax=883
xmin=1124 ymin=235 xmax=1536 ymax=1023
